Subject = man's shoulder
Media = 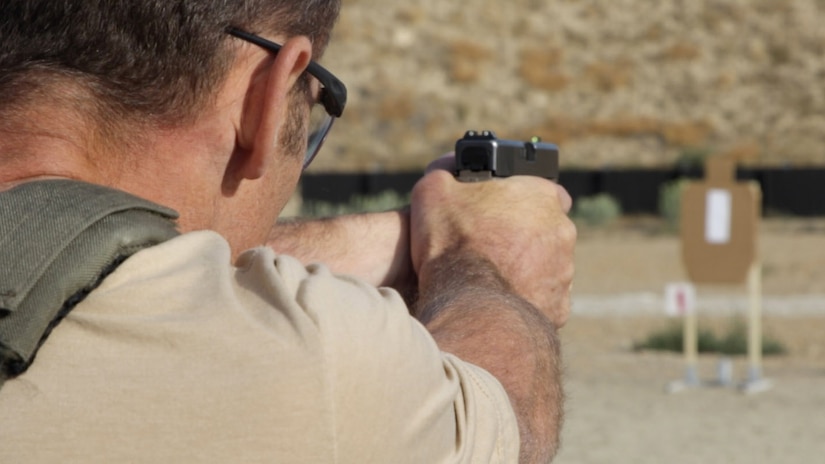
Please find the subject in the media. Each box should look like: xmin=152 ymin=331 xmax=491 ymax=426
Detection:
xmin=2 ymin=231 xmax=519 ymax=464
xmin=88 ymin=230 xmax=411 ymax=343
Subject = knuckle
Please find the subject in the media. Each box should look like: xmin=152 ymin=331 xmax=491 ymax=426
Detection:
xmin=557 ymin=216 xmax=578 ymax=244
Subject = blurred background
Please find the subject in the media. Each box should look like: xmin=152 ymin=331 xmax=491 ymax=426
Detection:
xmin=293 ymin=2 xmax=825 ymax=463
xmin=311 ymin=0 xmax=825 ymax=172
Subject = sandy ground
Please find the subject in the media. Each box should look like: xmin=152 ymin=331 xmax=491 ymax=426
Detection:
xmin=556 ymin=218 xmax=825 ymax=463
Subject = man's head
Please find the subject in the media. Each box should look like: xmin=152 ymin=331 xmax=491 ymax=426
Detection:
xmin=0 ymin=0 xmax=342 ymax=255
xmin=0 ymin=0 xmax=340 ymax=130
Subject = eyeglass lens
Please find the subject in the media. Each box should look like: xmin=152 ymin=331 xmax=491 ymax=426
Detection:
xmin=304 ymin=102 xmax=334 ymax=168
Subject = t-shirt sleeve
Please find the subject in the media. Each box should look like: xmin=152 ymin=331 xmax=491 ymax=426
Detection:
xmin=284 ymin=256 xmax=521 ymax=464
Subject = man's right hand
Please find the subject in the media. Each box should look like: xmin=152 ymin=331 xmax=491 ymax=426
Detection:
xmin=409 ymin=165 xmax=575 ymax=462
xmin=409 ymin=168 xmax=575 ymax=328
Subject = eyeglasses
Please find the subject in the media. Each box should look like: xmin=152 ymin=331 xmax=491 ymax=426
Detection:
xmin=226 ymin=27 xmax=347 ymax=169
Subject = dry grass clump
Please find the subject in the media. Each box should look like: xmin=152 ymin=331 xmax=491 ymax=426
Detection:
xmin=585 ymin=60 xmax=633 ymax=92
xmin=658 ymin=42 xmax=702 ymax=61
xmin=518 ymin=46 xmax=569 ymax=92
xmin=659 ymin=120 xmax=714 ymax=146
xmin=448 ymin=39 xmax=494 ymax=83
xmin=395 ymin=5 xmax=426 ymax=24
xmin=377 ymin=94 xmax=416 ymax=121
xmin=700 ymin=3 xmax=747 ymax=29
xmin=718 ymin=141 xmax=762 ymax=164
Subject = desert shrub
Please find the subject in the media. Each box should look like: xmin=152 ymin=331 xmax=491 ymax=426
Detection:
xmin=572 ymin=193 xmax=622 ymax=226
xmin=715 ymin=318 xmax=787 ymax=356
xmin=633 ymin=318 xmax=787 ymax=356
xmin=658 ymin=178 xmax=689 ymax=231
xmin=633 ymin=321 xmax=718 ymax=353
xmin=675 ymin=146 xmax=713 ymax=169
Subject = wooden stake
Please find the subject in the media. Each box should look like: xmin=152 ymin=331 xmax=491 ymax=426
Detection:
xmin=684 ymin=302 xmax=700 ymax=386
xmin=743 ymin=261 xmax=771 ymax=393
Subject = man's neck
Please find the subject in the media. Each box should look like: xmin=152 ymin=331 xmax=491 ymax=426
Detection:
xmin=0 ymin=135 xmax=102 ymax=192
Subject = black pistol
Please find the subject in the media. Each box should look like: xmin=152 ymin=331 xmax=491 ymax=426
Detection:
xmin=454 ymin=130 xmax=559 ymax=182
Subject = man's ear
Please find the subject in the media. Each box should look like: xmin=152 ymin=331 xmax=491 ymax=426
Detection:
xmin=237 ymin=35 xmax=313 ymax=180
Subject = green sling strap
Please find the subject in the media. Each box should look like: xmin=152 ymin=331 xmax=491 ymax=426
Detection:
xmin=0 ymin=179 xmax=180 ymax=388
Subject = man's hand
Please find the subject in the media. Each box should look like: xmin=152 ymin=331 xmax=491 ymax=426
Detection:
xmin=410 ymin=168 xmax=575 ymax=328
xmin=410 ymin=164 xmax=576 ymax=462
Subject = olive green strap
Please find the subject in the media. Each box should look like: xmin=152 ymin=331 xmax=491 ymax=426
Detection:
xmin=0 ymin=180 xmax=179 ymax=385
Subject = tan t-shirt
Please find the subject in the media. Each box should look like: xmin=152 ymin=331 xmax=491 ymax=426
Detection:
xmin=0 ymin=231 xmax=519 ymax=463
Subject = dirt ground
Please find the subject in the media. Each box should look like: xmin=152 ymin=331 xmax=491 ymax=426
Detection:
xmin=557 ymin=217 xmax=825 ymax=463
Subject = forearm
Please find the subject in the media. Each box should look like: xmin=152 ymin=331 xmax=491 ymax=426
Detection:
xmin=268 ymin=209 xmax=413 ymax=290
xmin=415 ymin=250 xmax=563 ymax=463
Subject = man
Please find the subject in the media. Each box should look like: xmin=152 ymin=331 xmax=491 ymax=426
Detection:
xmin=0 ymin=1 xmax=575 ymax=463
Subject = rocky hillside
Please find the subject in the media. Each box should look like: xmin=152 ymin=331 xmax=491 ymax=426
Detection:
xmin=310 ymin=0 xmax=825 ymax=172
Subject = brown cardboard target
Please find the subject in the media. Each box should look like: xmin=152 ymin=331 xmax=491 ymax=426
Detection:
xmin=680 ymin=158 xmax=761 ymax=284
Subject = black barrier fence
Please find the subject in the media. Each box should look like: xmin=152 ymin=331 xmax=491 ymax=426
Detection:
xmin=301 ymin=167 xmax=825 ymax=216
